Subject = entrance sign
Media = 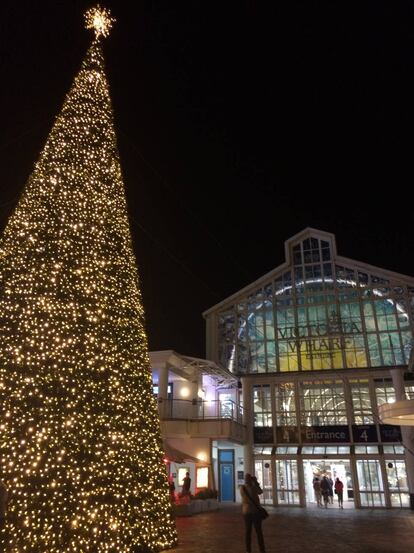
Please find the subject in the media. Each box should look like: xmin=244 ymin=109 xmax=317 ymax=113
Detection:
xmin=352 ymin=424 xmax=378 ymax=443
xmin=302 ymin=425 xmax=350 ymax=443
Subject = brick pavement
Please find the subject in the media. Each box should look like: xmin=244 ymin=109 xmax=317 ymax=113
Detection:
xmin=168 ymin=504 xmax=414 ymax=553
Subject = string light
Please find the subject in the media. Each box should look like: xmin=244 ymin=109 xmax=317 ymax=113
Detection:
xmin=0 ymin=5 xmax=177 ymax=552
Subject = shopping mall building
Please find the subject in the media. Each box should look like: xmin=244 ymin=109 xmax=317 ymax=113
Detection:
xmin=153 ymin=228 xmax=414 ymax=509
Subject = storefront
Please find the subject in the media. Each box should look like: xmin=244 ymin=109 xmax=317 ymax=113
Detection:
xmin=204 ymin=228 xmax=414 ymax=508
xmin=254 ymin=443 xmax=409 ymax=508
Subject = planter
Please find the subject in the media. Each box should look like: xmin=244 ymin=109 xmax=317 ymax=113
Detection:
xmin=173 ymin=498 xmax=219 ymax=517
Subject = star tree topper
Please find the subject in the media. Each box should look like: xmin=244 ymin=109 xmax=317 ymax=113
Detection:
xmin=85 ymin=5 xmax=115 ymax=39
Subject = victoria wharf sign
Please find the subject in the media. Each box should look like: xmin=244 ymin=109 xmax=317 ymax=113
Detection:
xmin=277 ymin=311 xmax=361 ymax=359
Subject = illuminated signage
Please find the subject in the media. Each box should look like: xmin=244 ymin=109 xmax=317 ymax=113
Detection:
xmin=279 ymin=311 xmax=361 ymax=360
xmin=302 ymin=425 xmax=350 ymax=443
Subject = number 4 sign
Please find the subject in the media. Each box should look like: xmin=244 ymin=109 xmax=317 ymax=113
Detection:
xmin=351 ymin=424 xmax=378 ymax=443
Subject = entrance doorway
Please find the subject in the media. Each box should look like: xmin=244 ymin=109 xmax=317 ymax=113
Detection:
xmin=303 ymin=459 xmax=354 ymax=508
xmin=218 ymin=449 xmax=235 ymax=501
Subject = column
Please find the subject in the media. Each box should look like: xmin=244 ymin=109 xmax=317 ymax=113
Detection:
xmin=241 ymin=376 xmax=254 ymax=476
xmin=157 ymin=364 xmax=169 ymax=419
xmin=391 ymin=368 xmax=414 ymax=509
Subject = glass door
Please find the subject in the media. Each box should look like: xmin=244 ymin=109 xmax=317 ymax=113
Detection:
xmin=275 ymin=459 xmax=300 ymax=505
xmin=356 ymin=459 xmax=385 ymax=507
xmin=303 ymin=459 xmax=353 ymax=507
xmin=254 ymin=460 xmax=273 ymax=504
xmin=385 ymin=460 xmax=409 ymax=508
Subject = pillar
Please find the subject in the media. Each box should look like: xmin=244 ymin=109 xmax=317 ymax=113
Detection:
xmin=157 ymin=364 xmax=169 ymax=419
xmin=391 ymin=368 xmax=414 ymax=509
xmin=241 ymin=376 xmax=254 ymax=476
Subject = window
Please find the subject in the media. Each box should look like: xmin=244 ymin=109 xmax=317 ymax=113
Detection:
xmin=196 ymin=467 xmax=209 ymax=489
xmin=275 ymin=446 xmax=299 ymax=454
xmin=300 ymin=381 xmax=347 ymax=426
xmin=375 ymin=380 xmax=396 ymax=407
xmin=405 ymin=386 xmax=414 ymax=400
xmin=383 ymin=445 xmax=405 ymax=454
xmin=275 ymin=382 xmax=296 ymax=426
xmin=355 ymin=446 xmax=379 ymax=454
xmin=276 ymin=460 xmax=300 ymax=505
xmin=350 ymin=379 xmax=373 ymax=424
xmin=253 ymin=385 xmax=272 ymax=426
xmin=152 ymin=383 xmax=173 ymax=398
xmin=386 ymin=460 xmax=409 ymax=508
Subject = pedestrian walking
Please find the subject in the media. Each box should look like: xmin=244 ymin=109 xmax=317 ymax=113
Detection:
xmin=328 ymin=475 xmax=334 ymax=504
xmin=240 ymin=473 xmax=267 ymax=553
xmin=334 ymin=477 xmax=344 ymax=509
xmin=320 ymin=475 xmax=331 ymax=508
xmin=313 ymin=476 xmax=322 ymax=507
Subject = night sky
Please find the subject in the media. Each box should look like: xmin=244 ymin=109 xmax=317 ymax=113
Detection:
xmin=1 ymin=1 xmax=414 ymax=358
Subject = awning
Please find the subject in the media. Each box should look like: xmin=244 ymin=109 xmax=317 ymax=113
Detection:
xmin=162 ymin=441 xmax=202 ymax=464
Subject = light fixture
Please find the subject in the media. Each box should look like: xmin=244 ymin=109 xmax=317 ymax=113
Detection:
xmin=180 ymin=386 xmax=190 ymax=398
xmin=378 ymin=399 xmax=414 ymax=426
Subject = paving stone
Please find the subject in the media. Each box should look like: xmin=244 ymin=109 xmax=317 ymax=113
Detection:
xmin=168 ymin=504 xmax=414 ymax=553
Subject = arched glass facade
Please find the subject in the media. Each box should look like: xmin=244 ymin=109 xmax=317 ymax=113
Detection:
xmin=217 ymin=234 xmax=414 ymax=374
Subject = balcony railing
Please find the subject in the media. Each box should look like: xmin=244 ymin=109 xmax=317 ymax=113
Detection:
xmin=158 ymin=398 xmax=243 ymax=424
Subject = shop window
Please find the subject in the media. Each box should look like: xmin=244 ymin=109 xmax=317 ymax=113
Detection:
xmin=196 ymin=467 xmax=209 ymax=489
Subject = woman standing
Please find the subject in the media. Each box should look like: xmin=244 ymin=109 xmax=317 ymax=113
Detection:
xmin=240 ymin=474 xmax=267 ymax=553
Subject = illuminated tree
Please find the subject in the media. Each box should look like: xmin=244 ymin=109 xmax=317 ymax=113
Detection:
xmin=0 ymin=6 xmax=177 ymax=552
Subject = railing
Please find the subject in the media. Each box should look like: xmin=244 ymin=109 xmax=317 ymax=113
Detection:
xmin=158 ymin=398 xmax=244 ymax=424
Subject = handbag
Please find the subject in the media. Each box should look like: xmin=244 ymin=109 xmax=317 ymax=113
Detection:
xmin=257 ymin=505 xmax=269 ymax=520
xmin=242 ymin=485 xmax=269 ymax=520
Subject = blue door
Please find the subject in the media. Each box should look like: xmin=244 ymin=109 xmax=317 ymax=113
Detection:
xmin=219 ymin=449 xmax=235 ymax=501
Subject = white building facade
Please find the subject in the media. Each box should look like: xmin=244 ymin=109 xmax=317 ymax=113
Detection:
xmin=150 ymin=350 xmax=245 ymax=502
xmin=203 ymin=228 xmax=414 ymax=509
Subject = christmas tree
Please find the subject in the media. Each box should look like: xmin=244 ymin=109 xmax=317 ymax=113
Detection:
xmin=0 ymin=6 xmax=177 ymax=552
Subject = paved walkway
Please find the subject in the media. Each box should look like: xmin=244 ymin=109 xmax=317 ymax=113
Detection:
xmin=168 ymin=504 xmax=414 ymax=553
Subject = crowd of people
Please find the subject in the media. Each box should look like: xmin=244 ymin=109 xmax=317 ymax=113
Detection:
xmin=313 ymin=474 xmax=344 ymax=508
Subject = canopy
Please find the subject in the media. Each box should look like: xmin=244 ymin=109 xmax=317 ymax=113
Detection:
xmin=163 ymin=441 xmax=202 ymax=463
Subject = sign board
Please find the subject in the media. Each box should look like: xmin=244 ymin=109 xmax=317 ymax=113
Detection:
xmin=276 ymin=426 xmax=299 ymax=443
xmin=253 ymin=426 xmax=274 ymax=444
xmin=379 ymin=424 xmax=402 ymax=443
xmin=302 ymin=425 xmax=350 ymax=443
xmin=352 ymin=424 xmax=378 ymax=443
